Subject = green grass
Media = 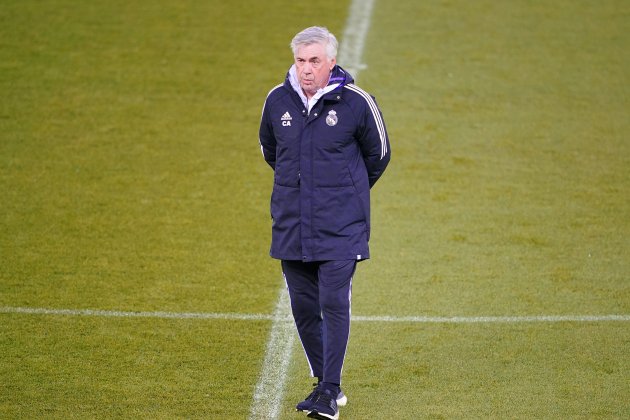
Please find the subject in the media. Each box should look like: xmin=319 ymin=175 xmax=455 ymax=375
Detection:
xmin=0 ymin=0 xmax=347 ymax=314
xmin=1 ymin=0 xmax=629 ymax=418
xmin=358 ymin=0 xmax=629 ymax=318
xmin=1 ymin=313 xmax=269 ymax=418
xmin=284 ymin=322 xmax=628 ymax=419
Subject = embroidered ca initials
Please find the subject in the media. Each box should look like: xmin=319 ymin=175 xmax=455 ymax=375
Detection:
xmin=281 ymin=111 xmax=292 ymax=127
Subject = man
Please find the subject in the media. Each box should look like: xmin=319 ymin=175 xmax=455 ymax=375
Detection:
xmin=259 ymin=26 xmax=390 ymax=420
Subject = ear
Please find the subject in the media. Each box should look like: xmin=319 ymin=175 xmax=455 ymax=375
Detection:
xmin=329 ymin=57 xmax=336 ymax=71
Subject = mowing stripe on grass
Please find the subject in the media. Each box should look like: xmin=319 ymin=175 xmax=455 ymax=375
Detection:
xmin=1 ymin=306 xmax=628 ymax=323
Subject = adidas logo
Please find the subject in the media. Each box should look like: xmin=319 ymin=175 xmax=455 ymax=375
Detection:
xmin=281 ymin=111 xmax=292 ymax=126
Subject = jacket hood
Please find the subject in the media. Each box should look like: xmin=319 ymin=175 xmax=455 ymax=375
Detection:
xmin=328 ymin=65 xmax=354 ymax=86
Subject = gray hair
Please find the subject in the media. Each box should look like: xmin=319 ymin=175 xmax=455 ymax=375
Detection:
xmin=290 ymin=26 xmax=338 ymax=60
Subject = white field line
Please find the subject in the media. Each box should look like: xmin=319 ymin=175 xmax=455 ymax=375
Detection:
xmin=248 ymin=288 xmax=294 ymax=420
xmin=1 ymin=306 xmax=628 ymax=323
xmin=352 ymin=314 xmax=630 ymax=323
xmin=0 ymin=305 xmax=280 ymax=321
xmin=337 ymin=0 xmax=376 ymax=79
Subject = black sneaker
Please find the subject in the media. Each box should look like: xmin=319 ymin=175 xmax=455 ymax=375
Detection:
xmin=296 ymin=384 xmax=348 ymax=412
xmin=307 ymin=389 xmax=339 ymax=420
xmin=296 ymin=383 xmax=321 ymax=412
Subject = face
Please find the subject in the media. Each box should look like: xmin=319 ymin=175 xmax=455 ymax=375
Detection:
xmin=294 ymin=42 xmax=336 ymax=98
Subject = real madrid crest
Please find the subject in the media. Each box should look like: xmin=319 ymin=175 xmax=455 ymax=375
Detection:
xmin=326 ymin=110 xmax=338 ymax=127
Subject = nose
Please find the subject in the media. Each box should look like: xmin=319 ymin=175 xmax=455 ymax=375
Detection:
xmin=302 ymin=62 xmax=312 ymax=74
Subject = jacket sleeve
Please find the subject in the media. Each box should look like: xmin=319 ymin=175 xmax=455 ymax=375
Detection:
xmin=357 ymin=94 xmax=391 ymax=188
xmin=259 ymin=96 xmax=276 ymax=170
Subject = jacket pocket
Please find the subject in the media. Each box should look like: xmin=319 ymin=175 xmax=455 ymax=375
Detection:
xmin=312 ymin=185 xmax=366 ymax=238
xmin=271 ymin=184 xmax=300 ymax=229
xmin=270 ymin=184 xmax=302 ymax=256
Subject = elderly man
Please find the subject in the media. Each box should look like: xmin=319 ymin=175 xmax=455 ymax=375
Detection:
xmin=259 ymin=26 xmax=390 ymax=420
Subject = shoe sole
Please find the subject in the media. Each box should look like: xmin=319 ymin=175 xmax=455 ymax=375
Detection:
xmin=297 ymin=395 xmax=347 ymax=412
xmin=307 ymin=410 xmax=339 ymax=420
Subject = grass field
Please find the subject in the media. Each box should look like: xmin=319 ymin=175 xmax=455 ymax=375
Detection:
xmin=1 ymin=0 xmax=629 ymax=418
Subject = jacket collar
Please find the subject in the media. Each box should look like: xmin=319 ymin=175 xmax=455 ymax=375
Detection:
xmin=286 ymin=65 xmax=354 ymax=112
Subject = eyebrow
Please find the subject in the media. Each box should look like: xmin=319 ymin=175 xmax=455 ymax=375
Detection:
xmin=296 ymin=56 xmax=322 ymax=61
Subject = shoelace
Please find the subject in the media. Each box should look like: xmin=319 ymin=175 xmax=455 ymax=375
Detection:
xmin=314 ymin=390 xmax=336 ymax=409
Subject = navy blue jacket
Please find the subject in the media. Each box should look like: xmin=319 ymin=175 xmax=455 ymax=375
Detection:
xmin=259 ymin=66 xmax=390 ymax=262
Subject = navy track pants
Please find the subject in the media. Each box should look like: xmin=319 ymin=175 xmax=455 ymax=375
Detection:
xmin=281 ymin=259 xmax=356 ymax=385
